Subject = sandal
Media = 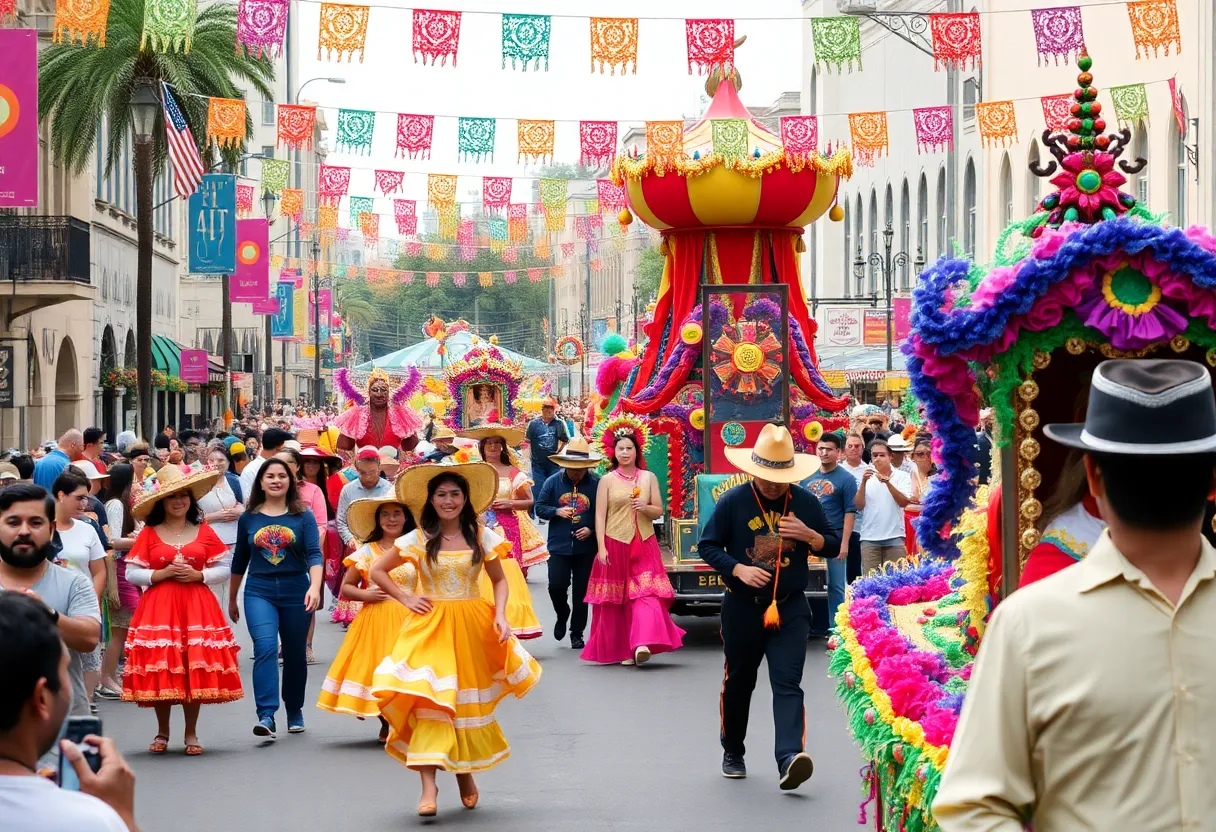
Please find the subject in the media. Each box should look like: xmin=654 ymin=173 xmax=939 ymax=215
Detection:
xmin=149 ymin=735 xmax=170 ymax=754
xmin=456 ymin=774 xmax=478 ymax=810
xmin=184 ymin=740 xmax=204 ymax=756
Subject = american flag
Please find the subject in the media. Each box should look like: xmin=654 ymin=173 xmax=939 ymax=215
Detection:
xmin=161 ymin=82 xmax=205 ymax=199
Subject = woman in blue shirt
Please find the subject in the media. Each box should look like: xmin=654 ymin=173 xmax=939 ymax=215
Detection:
xmin=229 ymin=457 xmax=323 ymax=739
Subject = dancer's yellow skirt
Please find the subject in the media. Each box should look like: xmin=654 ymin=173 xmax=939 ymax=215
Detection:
xmin=317 ymin=599 xmax=407 ymax=717
xmin=478 ymin=557 xmax=542 ymax=640
xmin=371 ymin=598 xmax=542 ymax=772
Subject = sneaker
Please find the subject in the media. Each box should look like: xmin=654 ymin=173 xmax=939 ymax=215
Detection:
xmin=570 ymin=635 xmax=585 ymax=650
xmin=722 ymin=753 xmax=747 ymax=779
xmin=778 ymin=752 xmax=814 ymax=791
xmin=287 ymin=713 xmax=306 ymax=734
xmin=306 ymin=646 xmax=318 ymax=665
xmin=95 ymin=685 xmax=122 ymax=700
xmin=253 ymin=717 xmax=277 ymax=739
xmin=89 ymin=702 xmax=98 ymax=715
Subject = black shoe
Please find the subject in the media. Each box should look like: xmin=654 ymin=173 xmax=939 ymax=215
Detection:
xmin=570 ymin=635 xmax=585 ymax=650
xmin=778 ymin=752 xmax=814 ymax=791
xmin=554 ymin=617 xmax=568 ymax=642
xmin=722 ymin=753 xmax=746 ymax=779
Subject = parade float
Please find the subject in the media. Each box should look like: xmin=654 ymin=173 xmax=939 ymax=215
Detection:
xmin=586 ymin=56 xmax=851 ymax=609
xmin=830 ymin=53 xmax=1216 ymax=830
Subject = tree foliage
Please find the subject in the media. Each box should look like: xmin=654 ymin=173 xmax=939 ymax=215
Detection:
xmin=635 ymin=245 xmax=665 ymax=303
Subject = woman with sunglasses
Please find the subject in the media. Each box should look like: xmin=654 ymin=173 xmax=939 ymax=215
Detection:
xmin=905 ymin=439 xmax=936 ymax=555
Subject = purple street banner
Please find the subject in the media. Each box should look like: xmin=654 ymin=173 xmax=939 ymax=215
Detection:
xmin=232 ymin=219 xmax=269 ymax=302
xmin=180 ymin=349 xmax=209 ymax=384
xmin=0 ymin=30 xmax=39 ymax=208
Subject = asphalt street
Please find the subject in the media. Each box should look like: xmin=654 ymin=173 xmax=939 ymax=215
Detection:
xmin=99 ymin=571 xmax=864 ymax=831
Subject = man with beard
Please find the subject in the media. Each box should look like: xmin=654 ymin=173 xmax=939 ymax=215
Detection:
xmin=0 ymin=484 xmax=101 ymax=772
xmin=0 ymin=593 xmax=136 ymax=831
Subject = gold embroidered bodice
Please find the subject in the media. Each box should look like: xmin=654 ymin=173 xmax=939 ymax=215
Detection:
xmin=352 ymin=543 xmax=416 ymax=591
xmin=604 ymin=474 xmax=655 ymax=544
xmin=395 ymin=529 xmax=506 ymax=600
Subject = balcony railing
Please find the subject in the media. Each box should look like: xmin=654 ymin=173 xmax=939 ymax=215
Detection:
xmin=0 ymin=216 xmax=91 ymax=284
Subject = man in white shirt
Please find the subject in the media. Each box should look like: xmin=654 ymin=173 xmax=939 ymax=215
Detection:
xmin=335 ymin=448 xmax=394 ymax=548
xmin=239 ymin=427 xmax=291 ymax=504
xmin=0 ymin=592 xmax=136 ymax=832
xmin=854 ymin=438 xmax=912 ymax=575
xmin=886 ymin=434 xmax=917 ymax=475
xmin=840 ymin=433 xmax=871 ymax=581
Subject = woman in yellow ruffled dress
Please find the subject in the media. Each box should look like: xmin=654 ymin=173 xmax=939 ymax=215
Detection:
xmin=458 ymin=425 xmax=544 ymax=640
xmin=316 ymin=497 xmax=416 ymax=743
xmin=370 ymin=462 xmax=542 ymax=818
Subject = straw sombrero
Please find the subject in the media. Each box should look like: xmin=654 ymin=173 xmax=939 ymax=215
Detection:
xmin=457 ymin=423 xmax=525 ymax=447
xmin=549 ymin=435 xmax=603 ymax=469
xmin=131 ymin=464 xmax=222 ymax=521
xmin=723 ymin=423 xmax=820 ymax=484
xmin=394 ymin=461 xmax=498 ymax=521
xmin=346 ymin=496 xmax=412 ymax=544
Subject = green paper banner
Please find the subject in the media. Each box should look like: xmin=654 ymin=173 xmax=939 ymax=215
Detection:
xmin=141 ymin=0 xmax=198 ymax=53
xmin=502 ymin=13 xmax=551 ymax=72
xmin=457 ymin=117 xmax=496 ymax=162
xmin=1109 ymin=83 xmax=1149 ymax=128
xmin=711 ymin=119 xmax=749 ymax=160
xmin=335 ymin=109 xmax=376 ymax=155
xmin=811 ymin=16 xmax=862 ymax=73
xmin=260 ymin=159 xmax=289 ymax=196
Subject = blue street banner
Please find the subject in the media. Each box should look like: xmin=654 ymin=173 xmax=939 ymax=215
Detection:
xmin=271 ymin=281 xmax=295 ymax=339
xmin=188 ymin=174 xmax=236 ymax=274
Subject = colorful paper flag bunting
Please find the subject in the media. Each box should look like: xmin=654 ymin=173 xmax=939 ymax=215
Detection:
xmin=975 ymin=100 xmax=1018 ymax=147
xmin=396 ymin=114 xmax=434 ymax=160
xmin=685 ymin=19 xmax=734 ymax=75
xmin=517 ymin=120 xmax=555 ymax=164
xmin=711 ymin=119 xmax=748 ymax=160
xmin=426 ymin=272 xmax=440 ymax=288
xmin=413 ymin=8 xmax=461 ymax=66
xmin=405 ymin=241 xmax=421 ymax=256
xmin=478 ymin=272 xmax=493 ymax=288
xmin=1110 ymin=83 xmax=1150 ymax=127
xmin=317 ymin=2 xmax=369 ymax=63
xmin=349 ymin=196 xmax=374 ymax=228
xmin=428 ymin=173 xmax=458 ymax=209
xmin=318 ymin=206 xmax=338 ymax=229
xmin=528 ymin=268 xmax=542 ymax=283
xmin=590 ymin=17 xmax=638 ymax=75
xmin=810 ymin=17 xmax=861 ymax=74
xmin=141 ymin=0 xmax=196 ymax=53
xmin=358 ymin=212 xmax=377 ymax=241
xmin=848 ymin=112 xmax=888 ymax=166
xmin=502 ymin=13 xmax=550 ymax=71
xmin=457 ymin=117 xmax=496 ymax=162
xmin=236 ymin=184 xmax=254 ymax=217
xmin=1041 ymin=94 xmax=1074 ymax=131
xmin=236 ymin=0 xmax=288 ymax=59
xmin=597 ymin=179 xmax=626 ymax=213
xmin=52 ymin=0 xmax=111 ymax=46
xmin=1168 ymin=76 xmax=1186 ymax=133
xmin=912 ymin=106 xmax=953 ymax=154
xmin=561 ymin=241 xmax=575 ymax=257
xmin=318 ymin=165 xmax=350 ymax=206
xmin=508 ymin=204 xmax=528 ymax=242
xmin=260 ymin=159 xmax=289 ymax=195
xmin=482 ymin=176 xmax=512 ymax=213
xmin=489 ymin=217 xmax=508 ymax=249
xmin=645 ymin=121 xmax=684 ymax=169
xmin=394 ymin=199 xmax=417 ymax=235
xmin=1030 ymin=7 xmax=1085 ymax=65
xmin=779 ymin=116 xmax=818 ymax=163
xmin=1127 ymin=0 xmax=1180 ymax=58
xmin=929 ymin=13 xmax=981 ymax=71
xmin=206 ymin=97 xmax=245 ymax=148
xmin=504 ymin=270 xmax=517 ymax=285
xmin=375 ymin=169 xmax=404 ymax=195
xmin=452 ymin=272 xmax=467 ymax=286
xmin=534 ymin=238 xmax=550 ymax=259
xmin=335 ymin=109 xmax=375 ymax=154
xmin=503 ymin=247 xmax=518 ymax=264
xmin=438 ymin=208 xmax=459 ymax=241
xmin=579 ymin=121 xmax=618 ymax=167
xmin=0 ymin=0 xmax=13 ymax=25
xmin=280 ymin=188 xmax=303 ymax=221
xmin=277 ymin=104 xmax=315 ymax=150
xmin=539 ymin=178 xmax=566 ymax=209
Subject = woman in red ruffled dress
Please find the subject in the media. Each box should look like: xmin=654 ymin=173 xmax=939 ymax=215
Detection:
xmin=121 ymin=465 xmax=243 ymax=756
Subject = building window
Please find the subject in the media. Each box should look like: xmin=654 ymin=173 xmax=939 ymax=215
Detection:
xmin=868 ymin=189 xmax=878 ymax=296
xmin=917 ymin=173 xmax=929 ymax=261
xmin=936 ymin=167 xmax=947 ymax=258
xmin=963 ymin=78 xmax=979 ymax=124
xmin=1026 ymin=141 xmax=1042 ymax=214
xmin=262 ymin=101 xmax=275 ymax=126
xmin=1170 ymin=100 xmax=1188 ymax=227
xmin=900 ymin=179 xmax=910 ymax=289
xmin=809 ymin=67 xmax=818 ymax=115
xmin=262 ymin=145 xmax=275 ymax=161
xmin=1133 ymin=123 xmax=1149 ymax=205
xmin=999 ymin=152 xmax=1013 ymax=226
xmin=843 ymin=200 xmax=851 ymax=297
xmin=963 ymin=157 xmax=977 ymax=259
xmin=95 ymin=118 xmax=104 ymax=200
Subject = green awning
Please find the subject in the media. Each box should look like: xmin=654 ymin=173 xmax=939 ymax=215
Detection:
xmin=150 ymin=335 xmax=182 ymax=377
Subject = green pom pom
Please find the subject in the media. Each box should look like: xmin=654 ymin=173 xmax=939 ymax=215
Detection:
xmin=1064 ymin=207 xmax=1079 ymax=222
xmin=1101 ymin=207 xmax=1117 ymax=221
xmin=1078 ymin=54 xmax=1092 ymax=71
xmin=601 ymin=333 xmax=629 ymax=356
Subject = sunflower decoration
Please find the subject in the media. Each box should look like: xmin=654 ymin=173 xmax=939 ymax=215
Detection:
xmin=593 ymin=412 xmax=651 ymax=466
xmin=711 ymin=318 xmax=783 ymax=402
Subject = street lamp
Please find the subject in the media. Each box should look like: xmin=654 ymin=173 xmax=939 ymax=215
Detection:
xmin=852 ymin=222 xmax=925 ymax=372
xmin=312 ymin=237 xmax=322 ymax=407
xmin=261 ymin=190 xmax=278 ymax=409
xmin=130 ymin=79 xmax=158 ymax=437
xmin=128 ymin=82 xmax=159 ymax=142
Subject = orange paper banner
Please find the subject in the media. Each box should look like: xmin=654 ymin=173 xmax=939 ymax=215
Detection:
xmin=517 ymin=119 xmax=555 ymax=164
xmin=975 ymin=100 xmax=1018 ymax=147
xmin=318 ymin=2 xmax=369 ymax=63
xmin=590 ymin=17 xmax=638 ymax=75
xmin=848 ymin=112 xmax=888 ymax=166
xmin=645 ymin=121 xmax=684 ymax=170
xmin=427 ymin=173 xmax=458 ymax=209
xmin=52 ymin=0 xmax=111 ymax=46
xmin=207 ymin=97 xmax=246 ymax=149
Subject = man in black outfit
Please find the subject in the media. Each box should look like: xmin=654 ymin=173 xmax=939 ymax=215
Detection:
xmin=700 ymin=423 xmax=840 ymax=791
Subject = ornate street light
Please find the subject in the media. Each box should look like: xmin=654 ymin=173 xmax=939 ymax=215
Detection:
xmin=853 ymin=222 xmax=926 ymax=371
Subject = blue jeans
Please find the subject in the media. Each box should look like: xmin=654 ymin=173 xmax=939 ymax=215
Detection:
xmin=827 ymin=556 xmax=847 ymax=632
xmin=244 ymin=573 xmax=313 ymax=720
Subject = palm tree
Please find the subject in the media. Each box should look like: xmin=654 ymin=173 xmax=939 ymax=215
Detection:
xmin=334 ymin=279 xmax=376 ymax=362
xmin=38 ymin=0 xmax=274 ymax=437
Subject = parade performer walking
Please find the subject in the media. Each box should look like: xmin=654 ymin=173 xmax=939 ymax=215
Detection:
xmin=317 ymin=497 xmax=416 ymax=743
xmin=370 ymin=462 xmax=542 ymax=818
xmin=699 ymin=423 xmax=839 ymax=789
xmin=582 ymin=415 xmax=684 ymax=666
xmin=121 ymin=465 xmax=243 ymax=756
xmin=535 ymin=436 xmax=601 ymax=649
xmin=333 ymin=367 xmax=424 ymax=459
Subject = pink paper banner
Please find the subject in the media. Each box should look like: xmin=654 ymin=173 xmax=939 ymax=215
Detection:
xmin=232 ymin=219 xmax=270 ymax=302
xmin=180 ymin=349 xmax=209 ymax=383
xmin=251 ymin=296 xmax=280 ymax=314
xmin=0 ymin=30 xmax=39 ymax=207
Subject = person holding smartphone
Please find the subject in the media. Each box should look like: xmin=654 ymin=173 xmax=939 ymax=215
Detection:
xmin=0 ymin=592 xmax=138 ymax=831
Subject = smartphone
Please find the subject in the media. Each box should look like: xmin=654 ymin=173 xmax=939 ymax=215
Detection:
xmin=57 ymin=715 xmax=102 ymax=791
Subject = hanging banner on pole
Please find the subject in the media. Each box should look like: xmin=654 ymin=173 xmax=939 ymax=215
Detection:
xmin=251 ymin=296 xmax=279 ymax=314
xmin=318 ymin=289 xmax=332 ymax=340
xmin=180 ymin=349 xmax=209 ymax=384
xmin=271 ymin=281 xmax=296 ymax=339
xmin=232 ymin=218 xmax=269 ymax=302
xmin=0 ymin=30 xmax=39 ymax=208
xmin=188 ymin=174 xmax=237 ymax=273
xmin=292 ymin=284 xmax=308 ymax=341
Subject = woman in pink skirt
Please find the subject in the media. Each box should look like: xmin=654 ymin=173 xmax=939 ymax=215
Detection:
xmin=582 ymin=416 xmax=684 ymax=666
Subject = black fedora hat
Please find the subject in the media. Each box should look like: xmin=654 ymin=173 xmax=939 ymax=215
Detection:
xmin=1043 ymin=359 xmax=1216 ymax=455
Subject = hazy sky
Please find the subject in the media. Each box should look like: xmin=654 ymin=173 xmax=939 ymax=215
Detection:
xmin=288 ymin=0 xmax=806 ymax=212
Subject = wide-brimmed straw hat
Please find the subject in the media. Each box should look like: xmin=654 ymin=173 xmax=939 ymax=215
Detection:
xmin=300 ymin=446 xmax=340 ymax=463
xmin=1045 ymin=359 xmax=1216 ymax=455
xmin=457 ymin=423 xmax=525 ymax=447
xmin=549 ymin=435 xmax=602 ymax=469
xmin=724 ymin=423 xmax=820 ymax=483
xmin=346 ymin=496 xmax=412 ymax=544
xmin=131 ymin=464 xmax=222 ymax=520
xmin=394 ymin=461 xmax=498 ymax=521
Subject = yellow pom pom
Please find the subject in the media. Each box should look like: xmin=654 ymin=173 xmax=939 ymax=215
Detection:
xmin=804 ymin=420 xmax=824 ymax=442
xmin=618 ymin=208 xmax=633 ymax=226
xmin=680 ymin=322 xmax=703 ymax=346
xmin=829 ymin=204 xmax=845 ymax=222
xmin=689 ymin=407 xmax=705 ymax=430
xmin=489 ymin=335 xmax=498 ymax=345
